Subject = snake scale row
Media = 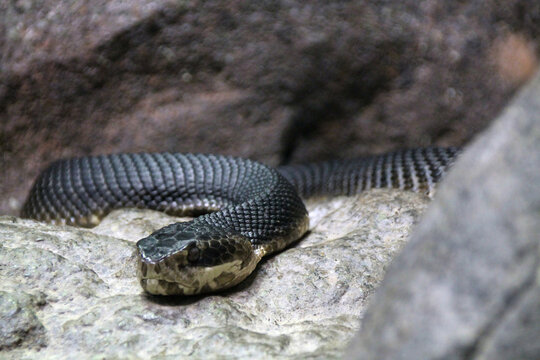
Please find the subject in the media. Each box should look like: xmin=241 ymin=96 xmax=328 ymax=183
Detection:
xmin=21 ymin=147 xmax=460 ymax=295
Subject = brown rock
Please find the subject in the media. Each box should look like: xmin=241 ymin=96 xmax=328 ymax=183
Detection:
xmin=1 ymin=0 xmax=539 ymax=215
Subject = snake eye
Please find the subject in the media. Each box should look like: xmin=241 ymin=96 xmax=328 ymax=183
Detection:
xmin=187 ymin=246 xmax=200 ymax=263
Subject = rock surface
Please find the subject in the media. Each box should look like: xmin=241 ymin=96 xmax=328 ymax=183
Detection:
xmin=0 ymin=190 xmax=429 ymax=359
xmin=346 ymin=70 xmax=540 ymax=358
xmin=1 ymin=0 xmax=539 ymax=215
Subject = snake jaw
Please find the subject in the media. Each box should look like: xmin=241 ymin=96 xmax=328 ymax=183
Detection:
xmin=136 ymin=250 xmax=260 ymax=296
xmin=137 ymin=256 xmax=259 ymax=295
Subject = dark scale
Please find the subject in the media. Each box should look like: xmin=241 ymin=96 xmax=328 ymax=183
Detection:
xmin=21 ymin=148 xmax=459 ymax=232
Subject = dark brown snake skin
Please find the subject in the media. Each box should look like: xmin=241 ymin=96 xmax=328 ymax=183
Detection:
xmin=21 ymin=147 xmax=460 ymax=295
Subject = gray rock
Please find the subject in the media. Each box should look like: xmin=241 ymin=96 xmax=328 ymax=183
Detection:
xmin=0 ymin=190 xmax=429 ymax=359
xmin=346 ymin=68 xmax=540 ymax=358
xmin=0 ymin=291 xmax=46 ymax=350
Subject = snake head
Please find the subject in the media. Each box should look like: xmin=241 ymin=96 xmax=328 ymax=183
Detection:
xmin=136 ymin=221 xmax=259 ymax=295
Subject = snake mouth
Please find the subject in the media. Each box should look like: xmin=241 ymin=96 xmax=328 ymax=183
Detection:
xmin=137 ymin=257 xmax=201 ymax=296
xmin=139 ymin=272 xmax=244 ymax=296
xmin=139 ymin=269 xmax=241 ymax=296
xmin=139 ymin=277 xmax=200 ymax=296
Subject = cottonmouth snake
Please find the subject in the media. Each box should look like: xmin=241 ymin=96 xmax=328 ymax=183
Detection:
xmin=21 ymin=147 xmax=460 ymax=295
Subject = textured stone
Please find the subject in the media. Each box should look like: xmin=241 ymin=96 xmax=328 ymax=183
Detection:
xmin=0 ymin=291 xmax=46 ymax=350
xmin=346 ymin=68 xmax=540 ymax=359
xmin=0 ymin=190 xmax=429 ymax=359
xmin=1 ymin=0 xmax=539 ymax=215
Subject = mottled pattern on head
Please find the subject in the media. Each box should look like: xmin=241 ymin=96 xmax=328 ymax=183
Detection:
xmin=136 ymin=221 xmax=262 ymax=295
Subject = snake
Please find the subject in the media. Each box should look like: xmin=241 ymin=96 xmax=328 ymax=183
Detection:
xmin=21 ymin=147 xmax=460 ymax=296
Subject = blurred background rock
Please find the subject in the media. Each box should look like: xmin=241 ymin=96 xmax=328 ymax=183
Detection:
xmin=1 ymin=0 xmax=539 ymax=215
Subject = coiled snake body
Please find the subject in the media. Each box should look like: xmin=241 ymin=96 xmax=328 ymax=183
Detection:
xmin=21 ymin=147 xmax=459 ymax=295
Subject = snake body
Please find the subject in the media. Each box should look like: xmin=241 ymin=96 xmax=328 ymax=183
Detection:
xmin=21 ymin=147 xmax=460 ymax=295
